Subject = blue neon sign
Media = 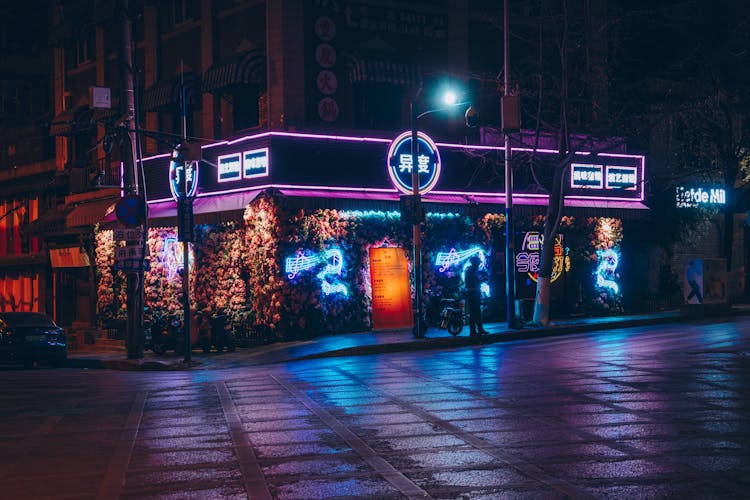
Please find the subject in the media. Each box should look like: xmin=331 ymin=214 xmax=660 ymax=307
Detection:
xmin=285 ymin=248 xmax=348 ymax=296
xmin=387 ymin=131 xmax=441 ymax=195
xmin=595 ymin=248 xmax=620 ymax=294
xmin=435 ymin=247 xmax=491 ymax=297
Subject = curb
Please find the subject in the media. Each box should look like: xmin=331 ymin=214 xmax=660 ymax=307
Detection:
xmin=64 ymin=307 xmax=750 ymax=370
xmin=294 ymin=312 xmax=685 ymax=360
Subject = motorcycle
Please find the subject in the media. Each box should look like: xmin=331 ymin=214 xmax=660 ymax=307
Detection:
xmin=149 ymin=313 xmax=181 ymax=355
xmin=439 ymin=297 xmax=465 ymax=336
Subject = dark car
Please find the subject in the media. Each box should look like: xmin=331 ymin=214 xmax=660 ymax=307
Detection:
xmin=0 ymin=312 xmax=67 ymax=367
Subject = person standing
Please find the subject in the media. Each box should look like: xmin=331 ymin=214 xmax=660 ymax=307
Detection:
xmin=464 ymin=255 xmax=488 ymax=336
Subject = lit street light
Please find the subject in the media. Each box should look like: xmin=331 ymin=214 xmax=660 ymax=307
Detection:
xmin=410 ymin=89 xmax=474 ymax=338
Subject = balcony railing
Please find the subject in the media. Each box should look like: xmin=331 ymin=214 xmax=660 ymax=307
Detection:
xmin=69 ymin=158 xmax=123 ymax=194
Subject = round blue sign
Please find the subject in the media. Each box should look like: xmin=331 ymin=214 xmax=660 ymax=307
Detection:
xmin=387 ymin=131 xmax=441 ymax=195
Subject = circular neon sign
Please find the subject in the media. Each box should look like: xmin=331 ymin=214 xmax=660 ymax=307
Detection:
xmin=387 ymin=131 xmax=441 ymax=195
xmin=169 ymin=157 xmax=199 ymax=201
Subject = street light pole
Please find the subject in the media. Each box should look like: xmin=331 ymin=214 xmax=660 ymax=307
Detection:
xmin=410 ymin=99 xmax=424 ymax=338
xmin=504 ymin=0 xmax=517 ymax=329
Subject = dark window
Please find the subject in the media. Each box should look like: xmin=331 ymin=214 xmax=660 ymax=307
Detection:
xmin=232 ymin=87 xmax=260 ymax=131
xmin=65 ymin=31 xmax=95 ymax=69
xmin=353 ymin=83 xmax=404 ymax=131
xmin=172 ymin=0 xmax=199 ymax=25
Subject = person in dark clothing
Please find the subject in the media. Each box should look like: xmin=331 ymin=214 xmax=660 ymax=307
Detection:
xmin=464 ymin=255 xmax=488 ymax=335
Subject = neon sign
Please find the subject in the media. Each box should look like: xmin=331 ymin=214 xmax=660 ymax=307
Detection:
xmin=595 ymin=248 xmax=620 ymax=294
xmin=435 ymin=247 xmax=487 ymax=273
xmin=606 ymin=166 xmax=638 ymax=191
xmin=169 ymin=157 xmax=199 ymax=201
xmin=163 ymin=236 xmax=194 ymax=280
xmin=217 ymin=153 xmax=241 ymax=182
xmin=516 ymin=232 xmax=567 ymax=283
xmin=387 ymin=131 xmax=441 ymax=195
xmin=285 ymin=248 xmax=348 ymax=295
xmin=243 ymin=148 xmax=269 ymax=179
xmin=435 ymin=247 xmax=491 ymax=297
xmin=217 ymin=148 xmax=269 ymax=183
xmin=571 ymin=164 xmax=637 ymax=191
xmin=571 ymin=164 xmax=603 ymax=189
xmin=675 ymin=187 xmax=726 ymax=208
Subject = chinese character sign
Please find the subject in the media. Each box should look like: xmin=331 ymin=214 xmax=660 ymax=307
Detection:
xmin=169 ymin=156 xmax=199 ymax=201
xmin=387 ymin=131 xmax=441 ymax=195
xmin=515 ymin=231 xmax=568 ymax=284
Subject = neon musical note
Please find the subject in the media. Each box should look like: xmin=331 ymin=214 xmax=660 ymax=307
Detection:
xmin=285 ymin=248 xmax=348 ymax=296
xmin=595 ymin=248 xmax=620 ymax=294
xmin=435 ymin=247 xmax=487 ymax=273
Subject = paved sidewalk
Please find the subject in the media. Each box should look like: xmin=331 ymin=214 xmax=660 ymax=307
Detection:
xmin=66 ymin=305 xmax=748 ymax=370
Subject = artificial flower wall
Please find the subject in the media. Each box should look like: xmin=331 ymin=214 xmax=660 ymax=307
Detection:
xmin=94 ymin=189 xmax=626 ymax=339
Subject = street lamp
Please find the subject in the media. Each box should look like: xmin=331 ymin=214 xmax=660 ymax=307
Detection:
xmin=410 ymin=89 xmax=474 ymax=338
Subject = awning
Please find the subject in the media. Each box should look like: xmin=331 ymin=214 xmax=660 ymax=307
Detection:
xmin=124 ymin=190 xmax=265 ymax=224
xmin=346 ymin=54 xmax=422 ymax=86
xmin=0 ymin=253 xmax=48 ymax=269
xmin=65 ymin=198 xmax=117 ymax=228
xmin=25 ymin=206 xmax=75 ymax=235
xmin=203 ymin=49 xmax=266 ymax=92
xmin=49 ymin=105 xmax=118 ymax=136
xmin=142 ymin=71 xmax=202 ymax=111
xmin=49 ymin=106 xmax=94 ymax=136
xmin=49 ymin=247 xmax=91 ymax=268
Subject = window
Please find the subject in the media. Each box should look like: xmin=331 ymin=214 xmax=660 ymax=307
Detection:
xmin=232 ymin=87 xmax=260 ymax=131
xmin=353 ymin=83 xmax=404 ymax=131
xmin=66 ymin=31 xmax=95 ymax=69
xmin=76 ymin=32 xmax=95 ymax=65
xmin=172 ymin=0 xmax=199 ymax=25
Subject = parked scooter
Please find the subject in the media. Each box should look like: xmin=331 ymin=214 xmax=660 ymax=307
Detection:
xmin=439 ymin=297 xmax=464 ymax=336
xmin=150 ymin=312 xmax=181 ymax=355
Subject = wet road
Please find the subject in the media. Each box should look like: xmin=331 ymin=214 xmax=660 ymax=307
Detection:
xmin=1 ymin=317 xmax=749 ymax=499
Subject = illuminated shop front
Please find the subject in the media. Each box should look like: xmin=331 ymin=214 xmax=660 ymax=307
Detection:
xmin=95 ymin=131 xmax=647 ymax=339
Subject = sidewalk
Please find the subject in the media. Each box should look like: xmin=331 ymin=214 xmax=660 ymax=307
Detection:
xmin=66 ymin=305 xmax=749 ymax=371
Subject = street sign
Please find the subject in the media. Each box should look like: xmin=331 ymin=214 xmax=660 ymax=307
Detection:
xmin=113 ymin=258 xmax=150 ymax=273
xmin=113 ymin=226 xmax=144 ymax=242
xmin=115 ymin=195 xmax=147 ymax=227
xmin=115 ymin=245 xmax=144 ymax=260
xmin=177 ymin=197 xmax=194 ymax=242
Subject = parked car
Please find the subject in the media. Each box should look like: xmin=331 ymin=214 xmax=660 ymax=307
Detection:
xmin=0 ymin=312 xmax=67 ymax=367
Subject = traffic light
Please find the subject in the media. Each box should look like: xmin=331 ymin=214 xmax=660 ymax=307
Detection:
xmin=465 ymin=105 xmax=480 ymax=128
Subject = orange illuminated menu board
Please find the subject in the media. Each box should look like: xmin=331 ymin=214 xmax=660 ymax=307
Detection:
xmin=369 ymin=247 xmax=413 ymax=330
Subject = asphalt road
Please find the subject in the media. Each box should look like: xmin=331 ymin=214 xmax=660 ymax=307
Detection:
xmin=1 ymin=317 xmax=749 ymax=499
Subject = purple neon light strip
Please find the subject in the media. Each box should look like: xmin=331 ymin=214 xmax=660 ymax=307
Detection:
xmin=140 ymin=130 xmax=644 ymax=163
xmin=139 ymin=131 xmax=646 ymax=203
xmin=147 ymin=183 xmax=647 ymax=207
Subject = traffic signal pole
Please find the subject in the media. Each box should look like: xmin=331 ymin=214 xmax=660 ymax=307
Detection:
xmin=118 ymin=0 xmax=144 ymax=359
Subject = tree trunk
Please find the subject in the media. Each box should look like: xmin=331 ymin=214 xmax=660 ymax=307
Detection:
xmin=531 ymin=163 xmax=565 ymax=326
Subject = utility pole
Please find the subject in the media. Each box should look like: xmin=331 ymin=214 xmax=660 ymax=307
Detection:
xmin=118 ymin=0 xmax=144 ymax=359
xmin=503 ymin=0 xmax=517 ymax=329
xmin=410 ymin=98 xmax=423 ymax=338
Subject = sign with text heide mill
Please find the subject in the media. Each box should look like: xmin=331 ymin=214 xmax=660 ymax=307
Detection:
xmin=369 ymin=247 xmax=413 ymax=330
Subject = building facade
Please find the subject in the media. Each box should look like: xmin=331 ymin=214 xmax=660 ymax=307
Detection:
xmin=0 ymin=0 xmax=670 ymax=343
